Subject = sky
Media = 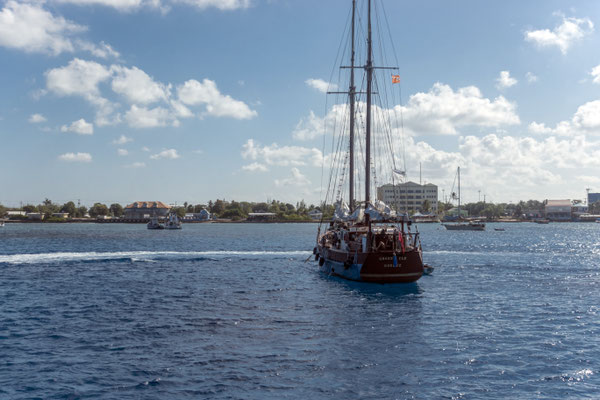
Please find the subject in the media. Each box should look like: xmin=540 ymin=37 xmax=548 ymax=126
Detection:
xmin=1 ymin=0 xmax=600 ymax=208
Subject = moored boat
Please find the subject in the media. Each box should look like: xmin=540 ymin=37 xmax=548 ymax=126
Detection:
xmin=443 ymin=167 xmax=485 ymax=231
xmin=164 ymin=213 xmax=182 ymax=230
xmin=147 ymin=216 xmax=164 ymax=230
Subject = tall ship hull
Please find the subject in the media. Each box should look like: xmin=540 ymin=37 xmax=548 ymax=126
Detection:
xmin=317 ymin=247 xmax=423 ymax=283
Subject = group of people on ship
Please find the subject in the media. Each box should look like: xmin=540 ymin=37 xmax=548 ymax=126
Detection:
xmin=320 ymin=223 xmax=415 ymax=254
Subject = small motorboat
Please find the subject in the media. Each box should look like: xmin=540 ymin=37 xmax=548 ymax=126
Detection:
xmin=494 ymin=228 xmax=505 ymax=231
xmin=423 ymin=264 xmax=434 ymax=275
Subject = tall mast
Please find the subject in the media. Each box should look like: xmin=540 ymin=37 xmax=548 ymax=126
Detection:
xmin=458 ymin=166 xmax=461 ymax=219
xmin=348 ymin=0 xmax=356 ymax=212
xmin=365 ymin=0 xmax=373 ymax=204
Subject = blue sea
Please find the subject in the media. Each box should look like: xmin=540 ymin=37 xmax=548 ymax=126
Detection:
xmin=1 ymin=222 xmax=600 ymax=399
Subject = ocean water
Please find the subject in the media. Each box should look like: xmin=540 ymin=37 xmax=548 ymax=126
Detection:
xmin=1 ymin=222 xmax=600 ymax=399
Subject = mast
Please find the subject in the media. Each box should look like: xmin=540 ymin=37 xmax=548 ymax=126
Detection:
xmin=349 ymin=0 xmax=356 ymax=212
xmin=365 ymin=0 xmax=373 ymax=204
xmin=458 ymin=166 xmax=461 ymax=220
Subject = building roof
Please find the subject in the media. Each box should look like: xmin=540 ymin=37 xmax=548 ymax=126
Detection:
xmin=125 ymin=201 xmax=170 ymax=209
xmin=546 ymin=200 xmax=571 ymax=207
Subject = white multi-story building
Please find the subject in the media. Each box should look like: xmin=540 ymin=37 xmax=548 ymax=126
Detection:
xmin=377 ymin=182 xmax=438 ymax=214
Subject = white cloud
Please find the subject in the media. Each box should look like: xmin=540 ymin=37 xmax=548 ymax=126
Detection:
xmin=46 ymin=58 xmax=112 ymax=98
xmin=305 ymin=78 xmax=336 ymax=93
xmin=58 ymin=152 xmax=92 ymax=162
xmin=0 ymin=1 xmax=83 ymax=55
xmin=525 ymin=15 xmax=594 ymax=54
xmin=124 ymin=105 xmax=176 ymax=128
xmin=56 ymin=0 xmax=147 ymax=11
xmin=117 ymin=148 xmax=129 ymax=156
xmin=400 ymin=83 xmax=520 ymax=135
xmin=177 ymin=79 xmax=257 ymax=119
xmin=172 ymin=0 xmax=251 ymax=11
xmin=142 ymin=146 xmax=150 ymax=152
xmin=526 ymin=72 xmax=538 ymax=83
xmin=126 ymin=161 xmax=146 ymax=168
xmin=275 ymin=167 xmax=311 ymax=187
xmin=496 ymin=71 xmax=517 ymax=89
xmin=111 ymin=65 xmax=170 ymax=104
xmin=76 ymin=40 xmax=120 ymax=59
xmin=241 ymin=139 xmax=323 ymax=167
xmin=112 ymin=135 xmax=133 ymax=144
xmin=60 ymin=118 xmax=94 ymax=135
xmin=29 ymin=113 xmax=47 ymax=123
xmin=45 ymin=58 xmax=118 ymax=125
xmin=242 ymin=162 xmax=268 ymax=172
xmin=150 ymin=149 xmax=179 ymax=159
xmin=0 ymin=1 xmax=119 ymax=58
xmin=529 ymin=100 xmax=600 ymax=136
xmin=296 ymin=83 xmax=521 ymax=140
xmin=591 ymin=65 xmax=600 ymax=84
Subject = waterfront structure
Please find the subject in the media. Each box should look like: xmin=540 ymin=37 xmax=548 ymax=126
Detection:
xmin=26 ymin=213 xmax=44 ymax=220
xmin=124 ymin=201 xmax=170 ymax=220
xmin=377 ymin=182 xmax=438 ymax=215
xmin=308 ymin=209 xmax=323 ymax=220
xmin=52 ymin=213 xmax=70 ymax=219
xmin=183 ymin=209 xmax=211 ymax=221
xmin=588 ymin=192 xmax=600 ymax=205
xmin=247 ymin=212 xmax=276 ymax=222
xmin=545 ymin=200 xmax=571 ymax=221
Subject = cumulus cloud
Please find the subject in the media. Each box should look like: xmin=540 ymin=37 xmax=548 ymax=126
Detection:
xmin=29 ymin=113 xmax=47 ymax=123
xmin=275 ymin=167 xmax=311 ymax=187
xmin=124 ymin=105 xmax=176 ymax=128
xmin=526 ymin=72 xmax=538 ymax=83
xmin=58 ymin=152 xmax=92 ymax=162
xmin=529 ymin=100 xmax=600 ymax=136
xmin=0 ymin=1 xmax=83 ymax=55
xmin=112 ymin=135 xmax=133 ymax=144
xmin=241 ymin=139 xmax=323 ymax=167
xmin=305 ymin=78 xmax=336 ymax=93
xmin=45 ymin=59 xmax=255 ymax=128
xmin=177 ymin=79 xmax=257 ymax=119
xmin=496 ymin=71 xmax=517 ymax=90
xmin=173 ymin=0 xmax=251 ymax=11
xmin=111 ymin=65 xmax=170 ymax=104
xmin=591 ymin=65 xmax=600 ymax=84
xmin=242 ymin=162 xmax=268 ymax=172
xmin=126 ymin=161 xmax=146 ymax=168
xmin=525 ymin=15 xmax=594 ymax=54
xmin=0 ymin=1 xmax=119 ymax=58
xmin=150 ymin=149 xmax=179 ymax=159
xmin=61 ymin=118 xmax=94 ymax=135
xmin=117 ymin=148 xmax=129 ymax=156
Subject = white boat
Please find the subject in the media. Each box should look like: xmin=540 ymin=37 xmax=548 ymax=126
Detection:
xmin=0 ymin=221 xmax=4 ymax=227
xmin=443 ymin=166 xmax=485 ymax=231
xmin=164 ymin=213 xmax=182 ymax=230
xmin=147 ymin=216 xmax=164 ymax=230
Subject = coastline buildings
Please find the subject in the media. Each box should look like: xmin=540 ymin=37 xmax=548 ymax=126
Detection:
xmin=124 ymin=201 xmax=170 ymax=220
xmin=545 ymin=199 xmax=572 ymax=221
xmin=588 ymin=192 xmax=600 ymax=205
xmin=377 ymin=182 xmax=438 ymax=215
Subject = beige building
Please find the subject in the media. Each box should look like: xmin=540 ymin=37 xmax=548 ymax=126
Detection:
xmin=377 ymin=182 xmax=438 ymax=214
xmin=124 ymin=201 xmax=170 ymax=220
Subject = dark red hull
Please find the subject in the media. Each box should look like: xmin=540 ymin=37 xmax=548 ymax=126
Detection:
xmin=317 ymin=245 xmax=423 ymax=283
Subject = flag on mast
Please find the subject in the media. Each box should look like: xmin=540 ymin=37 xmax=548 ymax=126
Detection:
xmin=392 ymin=75 xmax=400 ymax=84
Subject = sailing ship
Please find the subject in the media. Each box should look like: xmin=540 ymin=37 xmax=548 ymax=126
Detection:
xmin=443 ymin=167 xmax=485 ymax=231
xmin=314 ymin=0 xmax=424 ymax=283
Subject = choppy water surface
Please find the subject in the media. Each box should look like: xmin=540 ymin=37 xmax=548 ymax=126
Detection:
xmin=1 ymin=222 xmax=600 ymax=399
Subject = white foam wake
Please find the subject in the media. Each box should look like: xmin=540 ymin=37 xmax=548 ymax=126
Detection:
xmin=0 ymin=250 xmax=309 ymax=265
